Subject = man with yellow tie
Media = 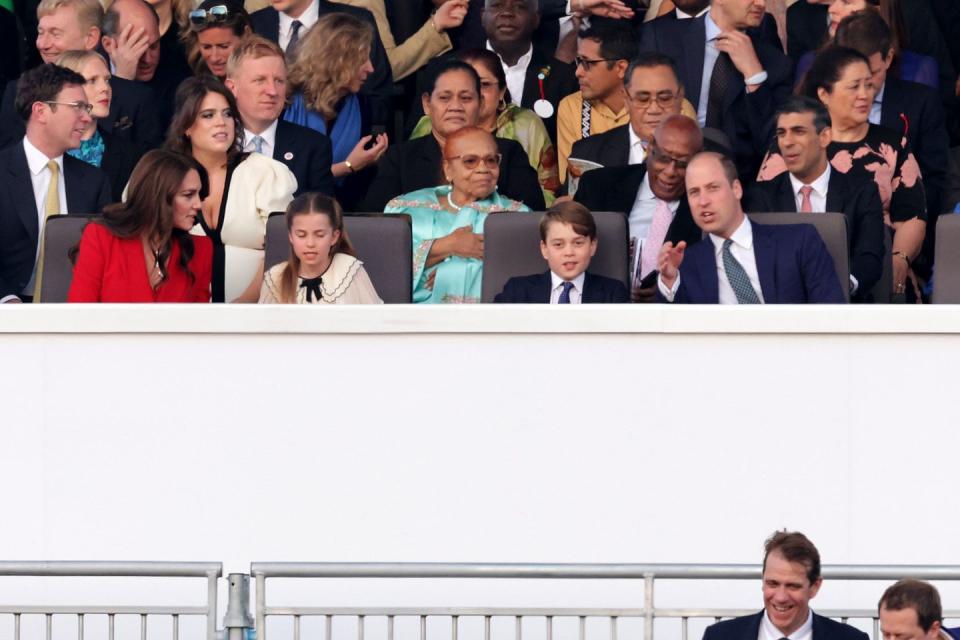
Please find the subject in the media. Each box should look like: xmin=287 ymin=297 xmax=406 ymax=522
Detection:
xmin=0 ymin=64 xmax=111 ymax=303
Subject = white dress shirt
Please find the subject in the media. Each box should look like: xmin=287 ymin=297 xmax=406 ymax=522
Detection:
xmin=278 ymin=0 xmax=319 ymax=51
xmin=869 ymin=81 xmax=885 ymax=125
xmin=658 ymin=215 xmax=765 ymax=303
xmin=695 ymin=12 xmax=724 ymax=127
xmin=676 ymin=6 xmax=709 ymax=18
xmin=488 ymin=41 xmax=533 ymax=107
xmin=243 ymin=119 xmax=279 ymax=157
xmin=629 ymin=172 xmax=677 ymax=248
xmin=759 ymin=609 xmax=813 ymax=640
xmin=787 ymin=164 xmax=830 ymax=213
xmin=19 ymin=137 xmax=67 ymax=298
xmin=627 ymin=123 xmax=647 ymax=165
xmin=550 ymin=270 xmax=585 ymax=304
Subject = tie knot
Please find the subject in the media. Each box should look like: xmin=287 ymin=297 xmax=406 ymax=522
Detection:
xmin=799 ymin=185 xmax=813 ymax=197
xmin=722 ymin=238 xmax=733 ymax=252
xmin=561 ymin=281 xmax=574 ymax=293
xmin=46 ymin=160 xmax=58 ymax=174
xmin=291 ymin=19 xmax=302 ymax=32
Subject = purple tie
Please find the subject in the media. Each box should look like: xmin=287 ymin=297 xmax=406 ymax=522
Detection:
xmin=640 ymin=199 xmax=673 ymax=278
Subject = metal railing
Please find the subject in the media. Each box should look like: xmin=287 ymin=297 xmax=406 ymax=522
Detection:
xmin=249 ymin=563 xmax=960 ymax=640
xmin=0 ymin=561 xmax=222 ymax=640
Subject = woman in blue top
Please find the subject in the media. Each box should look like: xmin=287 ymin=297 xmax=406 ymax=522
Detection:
xmin=385 ymin=126 xmax=529 ymax=304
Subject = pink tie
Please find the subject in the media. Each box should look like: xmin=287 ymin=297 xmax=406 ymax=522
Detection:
xmin=799 ymin=185 xmax=814 ymax=213
xmin=640 ymin=199 xmax=673 ymax=278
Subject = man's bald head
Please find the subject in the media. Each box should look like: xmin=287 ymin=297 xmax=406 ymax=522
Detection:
xmin=102 ymin=0 xmax=161 ymax=81
xmin=653 ymin=114 xmax=702 ymax=151
xmin=646 ymin=114 xmax=702 ymax=201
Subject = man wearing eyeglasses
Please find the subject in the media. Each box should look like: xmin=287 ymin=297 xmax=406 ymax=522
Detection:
xmin=569 ymin=52 xmax=696 ymax=170
xmin=556 ymin=16 xmax=636 ymax=183
xmin=0 ymin=64 xmax=111 ymax=304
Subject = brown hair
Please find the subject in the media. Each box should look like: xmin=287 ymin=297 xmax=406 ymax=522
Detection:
xmin=226 ymin=34 xmax=284 ymax=79
xmin=763 ymin=531 xmax=821 ymax=584
xmin=879 ymin=580 xmax=943 ymax=632
xmin=165 ymin=75 xmax=244 ymax=162
xmin=182 ymin=0 xmax=252 ymax=76
xmin=54 ymin=49 xmax=108 ymax=74
xmin=689 ymin=151 xmax=739 ymax=185
xmin=539 ymin=201 xmax=597 ymax=241
xmin=276 ymin=193 xmax=356 ymax=304
xmin=287 ymin=13 xmax=372 ymax=119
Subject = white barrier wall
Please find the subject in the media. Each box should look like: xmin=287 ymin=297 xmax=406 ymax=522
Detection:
xmin=2 ymin=305 xmax=960 ymax=634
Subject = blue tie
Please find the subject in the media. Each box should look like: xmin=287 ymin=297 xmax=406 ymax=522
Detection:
xmin=251 ymin=135 xmax=264 ymax=154
xmin=558 ymin=281 xmax=574 ymax=304
xmin=722 ymin=239 xmax=761 ymax=304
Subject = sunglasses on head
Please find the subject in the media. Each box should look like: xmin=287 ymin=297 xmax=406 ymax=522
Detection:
xmin=189 ymin=4 xmax=232 ymax=28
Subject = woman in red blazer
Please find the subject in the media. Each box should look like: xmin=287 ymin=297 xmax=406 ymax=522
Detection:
xmin=68 ymin=150 xmax=213 ymax=302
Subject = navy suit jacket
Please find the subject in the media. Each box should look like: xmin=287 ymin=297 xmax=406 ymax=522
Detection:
xmin=518 ymin=46 xmax=578 ymax=145
xmin=642 ymin=10 xmax=782 ymax=51
xmin=0 ymin=142 xmax=112 ymax=298
xmin=250 ymin=2 xmax=394 ymax=129
xmin=666 ymin=221 xmax=845 ymax=304
xmin=494 ymin=270 xmax=629 ymax=303
xmin=273 ymin=119 xmax=334 ymax=196
xmin=703 ymin=611 xmax=868 ymax=640
xmin=639 ymin=13 xmax=794 ymax=180
xmin=743 ymin=169 xmax=884 ymax=296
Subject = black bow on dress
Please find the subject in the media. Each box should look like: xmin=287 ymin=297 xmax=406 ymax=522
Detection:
xmin=299 ymin=276 xmax=323 ymax=302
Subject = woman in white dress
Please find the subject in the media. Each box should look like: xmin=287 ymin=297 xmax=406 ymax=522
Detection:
xmin=166 ymin=75 xmax=296 ymax=302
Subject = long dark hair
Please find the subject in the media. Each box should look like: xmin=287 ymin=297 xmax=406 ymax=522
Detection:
xmin=798 ymin=46 xmax=872 ymax=102
xmin=94 ymin=149 xmax=209 ymax=284
xmin=166 ymin=75 xmax=244 ymax=162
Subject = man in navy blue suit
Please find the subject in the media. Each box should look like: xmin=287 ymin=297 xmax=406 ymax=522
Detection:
xmin=657 ymin=151 xmax=845 ymax=304
xmin=703 ymin=531 xmax=867 ymax=640
xmin=878 ymin=579 xmax=960 ymax=640
xmin=494 ymin=201 xmax=629 ymax=303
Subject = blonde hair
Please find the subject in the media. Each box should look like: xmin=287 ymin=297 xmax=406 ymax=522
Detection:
xmin=226 ymin=34 xmax=284 ymax=79
xmin=38 ymin=0 xmax=104 ymax=32
xmin=55 ymin=49 xmax=108 ymax=74
xmin=287 ymin=13 xmax=372 ymax=119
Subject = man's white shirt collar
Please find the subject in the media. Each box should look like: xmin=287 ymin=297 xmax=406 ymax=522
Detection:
xmin=279 ymin=0 xmax=319 ymax=38
xmin=759 ymin=609 xmax=813 ymax=640
xmin=23 ymin=137 xmax=62 ymax=176
xmin=710 ymin=214 xmax=752 ymax=256
xmin=638 ymin=172 xmax=680 ymax=212
xmin=628 ymin=123 xmax=647 ymax=164
xmin=551 ymin=270 xmax=586 ymax=292
xmin=244 ymin=119 xmax=279 ymax=155
xmin=676 ymin=6 xmax=709 ymax=19
xmin=705 ymin=11 xmax=722 ymax=42
xmin=788 ymin=164 xmax=831 ymax=203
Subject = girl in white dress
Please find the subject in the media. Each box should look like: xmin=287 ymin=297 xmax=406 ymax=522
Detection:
xmin=259 ymin=193 xmax=382 ymax=304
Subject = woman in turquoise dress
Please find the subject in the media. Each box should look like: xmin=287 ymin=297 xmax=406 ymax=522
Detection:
xmin=385 ymin=126 xmax=529 ymax=304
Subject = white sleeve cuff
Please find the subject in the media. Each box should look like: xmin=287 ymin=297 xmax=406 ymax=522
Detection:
xmin=657 ymin=274 xmax=680 ymax=302
xmin=849 ymin=274 xmax=859 ymax=295
xmin=1 ymin=294 xmax=23 ymax=304
xmin=744 ymin=70 xmax=768 ymax=86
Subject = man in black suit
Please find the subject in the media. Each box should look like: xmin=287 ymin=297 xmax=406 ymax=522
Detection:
xmin=570 ymin=52 xmax=687 ymax=169
xmin=480 ymin=0 xmax=577 ymax=144
xmin=494 ymin=201 xmax=629 ymax=303
xmin=225 ymin=36 xmax=334 ymax=197
xmin=575 ymin=113 xmax=702 ymax=301
xmin=643 ymin=0 xmax=782 ymax=50
xmin=785 ymin=0 xmax=827 ymax=65
xmin=0 ymin=0 xmax=162 ymax=150
xmin=0 ymin=64 xmax=111 ymax=303
xmin=745 ymin=96 xmax=884 ymax=299
xmin=639 ymin=0 xmax=793 ymax=180
xmin=702 ymin=531 xmax=868 ymax=640
xmin=249 ymin=0 xmax=393 ymax=131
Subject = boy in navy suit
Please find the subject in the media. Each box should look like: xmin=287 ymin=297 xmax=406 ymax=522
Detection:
xmin=494 ymin=201 xmax=629 ymax=303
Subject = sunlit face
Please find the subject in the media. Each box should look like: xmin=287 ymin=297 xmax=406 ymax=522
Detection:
xmin=625 ymin=64 xmax=683 ymax=142
xmin=647 ymin=126 xmax=698 ymax=201
xmin=443 ymin=130 xmax=500 ymax=202
xmin=226 ymin=54 xmax=287 ymax=131
xmin=685 ymin=154 xmax=745 ymax=238
xmin=349 ymin=56 xmax=374 ymax=94
xmin=36 ymin=5 xmax=99 ymax=63
xmin=184 ymin=92 xmax=236 ymax=154
xmin=714 ymin=0 xmax=766 ymax=29
xmin=540 ymin=220 xmax=597 ymax=281
xmin=79 ymin=56 xmax=112 ymax=120
xmin=762 ymin=550 xmax=822 ymax=637
xmin=575 ymin=37 xmax=625 ymax=101
xmin=41 ymin=84 xmax=93 ymax=151
xmin=828 ymin=0 xmax=868 ymax=35
xmin=172 ymin=169 xmax=203 ymax=230
xmin=879 ymin=606 xmax=942 ymax=640
xmin=198 ymin=26 xmax=243 ymax=79
xmin=289 ymin=211 xmax=341 ymax=271
xmin=776 ymin=111 xmax=830 ymax=182
xmin=471 ymin=61 xmax=505 ymax=126
xmin=422 ymin=70 xmax=481 ymax=139
xmin=816 ymin=60 xmax=874 ymax=128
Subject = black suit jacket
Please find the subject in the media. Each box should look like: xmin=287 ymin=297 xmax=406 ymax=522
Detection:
xmin=250 ymin=2 xmax=394 ymax=129
xmin=494 ymin=270 xmax=629 ymax=303
xmin=744 ymin=169 xmax=885 ymax=297
xmin=644 ymin=10 xmax=782 ymax=51
xmin=639 ymin=13 xmax=794 ymax=179
xmin=0 ymin=142 xmax=111 ymax=298
xmin=703 ymin=611 xmax=868 ymax=640
xmin=362 ymin=134 xmax=545 ymax=211
xmin=273 ymin=119 xmax=334 ymax=196
xmin=786 ymin=0 xmax=827 ymax=65
xmin=518 ymin=46 xmax=578 ymax=145
xmin=99 ymin=127 xmax=141 ymax=203
xmin=879 ymin=76 xmax=949 ymax=217
xmin=574 ymin=162 xmax=702 ymax=248
xmin=569 ymin=123 xmax=630 ymax=169
xmin=0 ymin=76 xmax=163 ymax=150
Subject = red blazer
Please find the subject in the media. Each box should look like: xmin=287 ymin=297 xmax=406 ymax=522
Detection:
xmin=68 ymin=223 xmax=213 ymax=302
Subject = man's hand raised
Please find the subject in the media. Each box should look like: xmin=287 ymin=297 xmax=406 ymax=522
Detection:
xmin=658 ymin=241 xmax=686 ymax=288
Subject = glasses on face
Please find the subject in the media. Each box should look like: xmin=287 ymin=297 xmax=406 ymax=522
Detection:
xmin=43 ymin=100 xmax=93 ymax=115
xmin=627 ymin=91 xmax=679 ymax=110
xmin=446 ymin=153 xmax=502 ymax=170
xmin=575 ymin=56 xmax=618 ymax=71
xmin=189 ymin=5 xmax=232 ymax=28
xmin=649 ymin=146 xmax=689 ymax=170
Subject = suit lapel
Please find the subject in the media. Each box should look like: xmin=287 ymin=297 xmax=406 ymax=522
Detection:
xmin=7 ymin=146 xmax=40 ymax=242
xmin=617 ymin=164 xmax=647 ymax=213
xmin=63 ymin=156 xmax=88 ymax=215
xmin=825 ymin=170 xmax=845 ymax=212
xmin=611 ymin=126 xmax=630 ymax=166
xmin=265 ymin=9 xmax=280 ymax=43
xmin=693 ymin=241 xmax=719 ymax=303
xmin=538 ymin=271 xmax=552 ymax=303
xmin=582 ymin=272 xmax=597 ymax=303
xmin=683 ymin=17 xmax=707 ymax=107
xmin=751 ymin=223 xmax=777 ymax=303
xmin=273 ymin=120 xmax=292 ymax=161
xmin=879 ymin=78 xmax=905 ymax=137
xmin=522 ymin=48 xmax=547 ymax=107
xmin=775 ymin=173 xmax=798 ymax=212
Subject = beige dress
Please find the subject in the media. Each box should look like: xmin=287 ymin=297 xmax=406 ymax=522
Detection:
xmin=258 ymin=253 xmax=383 ymax=304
